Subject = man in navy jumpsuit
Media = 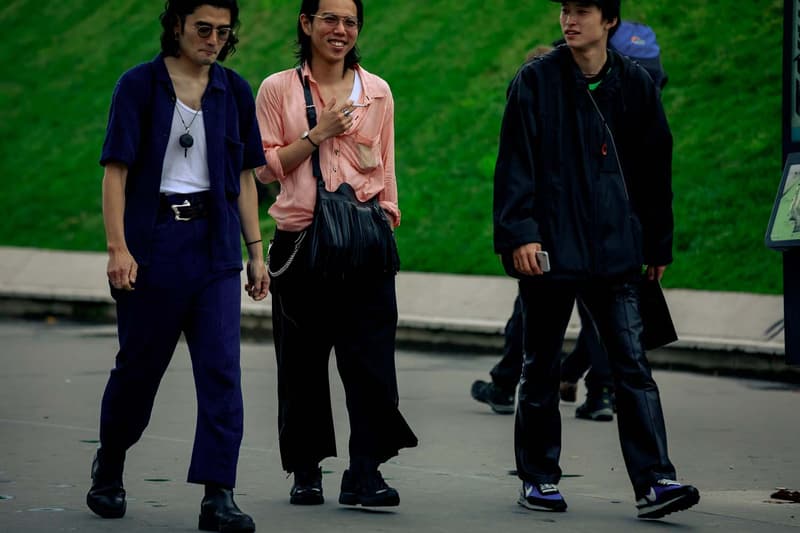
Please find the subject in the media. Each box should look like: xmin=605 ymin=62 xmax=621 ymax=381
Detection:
xmin=86 ymin=2 xmax=267 ymax=532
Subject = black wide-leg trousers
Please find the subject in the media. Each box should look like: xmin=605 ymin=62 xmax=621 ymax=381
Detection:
xmin=268 ymin=230 xmax=418 ymax=473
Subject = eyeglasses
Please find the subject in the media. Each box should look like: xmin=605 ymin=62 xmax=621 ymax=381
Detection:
xmin=194 ymin=23 xmax=232 ymax=41
xmin=310 ymin=13 xmax=360 ymax=30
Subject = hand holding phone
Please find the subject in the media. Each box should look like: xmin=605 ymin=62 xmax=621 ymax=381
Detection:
xmin=535 ymin=250 xmax=551 ymax=272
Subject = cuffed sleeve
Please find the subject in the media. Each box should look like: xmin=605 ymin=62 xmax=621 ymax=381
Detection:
xmin=255 ymin=76 xmax=287 ymax=183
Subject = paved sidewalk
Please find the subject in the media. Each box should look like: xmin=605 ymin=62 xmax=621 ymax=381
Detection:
xmin=0 ymin=246 xmax=795 ymax=379
xmin=1 ymin=319 xmax=799 ymax=532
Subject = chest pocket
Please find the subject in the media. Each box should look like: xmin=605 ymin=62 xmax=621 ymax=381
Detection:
xmin=353 ymin=132 xmax=381 ymax=172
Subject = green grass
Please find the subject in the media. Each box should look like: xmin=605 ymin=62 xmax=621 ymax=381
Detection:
xmin=0 ymin=0 xmax=784 ymax=293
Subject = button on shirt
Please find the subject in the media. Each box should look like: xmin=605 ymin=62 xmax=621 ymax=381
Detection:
xmin=255 ymin=63 xmax=400 ymax=231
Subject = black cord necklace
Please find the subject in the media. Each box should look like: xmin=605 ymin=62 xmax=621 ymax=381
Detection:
xmin=174 ymin=102 xmax=201 ymax=157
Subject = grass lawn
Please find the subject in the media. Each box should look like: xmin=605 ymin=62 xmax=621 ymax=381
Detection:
xmin=0 ymin=0 xmax=785 ymax=293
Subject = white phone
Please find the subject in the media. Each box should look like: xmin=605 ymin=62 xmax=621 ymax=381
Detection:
xmin=535 ymin=250 xmax=551 ymax=272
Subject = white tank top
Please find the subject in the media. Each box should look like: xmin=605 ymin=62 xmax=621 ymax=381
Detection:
xmin=160 ymin=98 xmax=210 ymax=194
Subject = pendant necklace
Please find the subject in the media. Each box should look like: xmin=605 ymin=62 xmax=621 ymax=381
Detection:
xmin=174 ymin=101 xmax=201 ymax=157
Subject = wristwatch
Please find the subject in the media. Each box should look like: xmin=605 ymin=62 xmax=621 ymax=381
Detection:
xmin=301 ymin=130 xmax=318 ymax=149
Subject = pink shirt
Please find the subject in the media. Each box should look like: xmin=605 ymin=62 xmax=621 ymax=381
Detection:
xmin=255 ymin=64 xmax=399 ymax=231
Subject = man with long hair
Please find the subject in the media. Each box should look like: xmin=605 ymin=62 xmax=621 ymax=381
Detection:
xmin=255 ymin=0 xmax=418 ymax=508
xmin=87 ymin=1 xmax=266 ymax=531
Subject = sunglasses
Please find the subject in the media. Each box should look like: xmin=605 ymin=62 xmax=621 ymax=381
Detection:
xmin=194 ymin=23 xmax=232 ymax=41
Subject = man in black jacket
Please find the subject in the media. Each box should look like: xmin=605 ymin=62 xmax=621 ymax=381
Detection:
xmin=493 ymin=0 xmax=699 ymax=519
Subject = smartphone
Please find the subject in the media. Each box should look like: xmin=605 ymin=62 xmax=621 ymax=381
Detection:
xmin=535 ymin=250 xmax=551 ymax=272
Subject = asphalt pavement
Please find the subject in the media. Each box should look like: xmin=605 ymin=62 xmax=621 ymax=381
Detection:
xmin=1 ymin=319 xmax=799 ymax=532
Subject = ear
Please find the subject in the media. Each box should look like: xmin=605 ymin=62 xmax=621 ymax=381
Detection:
xmin=299 ymin=14 xmax=313 ymax=36
xmin=606 ymin=17 xmax=619 ymax=31
xmin=173 ymin=16 xmax=182 ymax=37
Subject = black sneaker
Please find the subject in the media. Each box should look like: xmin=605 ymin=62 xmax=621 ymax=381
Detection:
xmin=86 ymin=449 xmax=126 ymax=519
xmin=290 ymin=466 xmax=324 ymax=505
xmin=636 ymin=479 xmax=700 ymax=519
xmin=338 ymin=469 xmax=399 ymax=507
xmin=517 ymin=482 xmax=568 ymax=512
xmin=470 ymin=380 xmax=515 ymax=414
xmin=575 ymin=387 xmax=614 ymax=422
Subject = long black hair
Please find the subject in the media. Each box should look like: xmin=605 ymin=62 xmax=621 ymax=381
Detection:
xmin=295 ymin=0 xmax=363 ymax=72
xmin=160 ymin=0 xmax=241 ymax=61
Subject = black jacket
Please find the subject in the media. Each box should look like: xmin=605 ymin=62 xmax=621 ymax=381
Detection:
xmin=493 ymin=46 xmax=673 ymax=279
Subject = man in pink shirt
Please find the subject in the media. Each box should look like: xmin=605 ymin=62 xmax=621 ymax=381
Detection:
xmin=255 ymin=0 xmax=417 ymax=509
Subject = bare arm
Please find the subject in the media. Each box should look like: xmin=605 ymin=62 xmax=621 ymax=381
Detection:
xmin=238 ymin=169 xmax=268 ymax=301
xmin=102 ymin=162 xmax=137 ymax=290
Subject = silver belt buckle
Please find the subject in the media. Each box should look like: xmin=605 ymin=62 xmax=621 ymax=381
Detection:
xmin=171 ymin=199 xmax=191 ymax=221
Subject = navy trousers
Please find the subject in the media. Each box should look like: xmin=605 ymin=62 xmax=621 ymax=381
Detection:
xmin=98 ymin=209 xmax=243 ymax=488
xmin=514 ymin=276 xmax=676 ymax=495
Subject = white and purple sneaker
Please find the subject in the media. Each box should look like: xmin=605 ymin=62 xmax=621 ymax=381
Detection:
xmin=636 ymin=479 xmax=700 ymax=519
xmin=518 ymin=482 xmax=568 ymax=512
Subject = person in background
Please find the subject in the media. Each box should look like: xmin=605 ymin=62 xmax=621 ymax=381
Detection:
xmin=255 ymin=0 xmax=418 ymax=509
xmin=493 ymin=0 xmax=699 ymax=519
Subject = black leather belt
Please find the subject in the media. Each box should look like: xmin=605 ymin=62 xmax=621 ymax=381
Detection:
xmin=159 ymin=193 xmax=209 ymax=221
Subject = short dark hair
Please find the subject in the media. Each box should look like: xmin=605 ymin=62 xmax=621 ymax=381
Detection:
xmin=160 ymin=0 xmax=240 ymax=62
xmin=296 ymin=0 xmax=363 ymax=72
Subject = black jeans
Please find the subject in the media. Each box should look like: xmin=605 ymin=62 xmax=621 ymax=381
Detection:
xmin=560 ymin=299 xmax=614 ymax=392
xmin=268 ymin=229 xmax=418 ymax=472
xmin=490 ymin=295 xmax=613 ymax=394
xmin=514 ymin=276 xmax=676 ymax=495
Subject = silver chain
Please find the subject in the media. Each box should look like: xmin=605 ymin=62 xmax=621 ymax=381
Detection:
xmin=267 ymin=231 xmax=306 ymax=277
xmin=174 ymin=102 xmax=201 ymax=134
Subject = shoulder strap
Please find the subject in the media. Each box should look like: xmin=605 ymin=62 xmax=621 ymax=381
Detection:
xmin=296 ymin=67 xmax=323 ymax=182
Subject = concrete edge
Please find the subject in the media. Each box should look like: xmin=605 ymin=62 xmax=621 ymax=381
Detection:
xmin=2 ymin=294 xmax=798 ymax=383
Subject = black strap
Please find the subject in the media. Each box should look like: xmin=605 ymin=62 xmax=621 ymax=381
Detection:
xmin=296 ymin=67 xmax=323 ymax=182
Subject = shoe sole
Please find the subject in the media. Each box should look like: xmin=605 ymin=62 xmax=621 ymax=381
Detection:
xmin=339 ymin=492 xmax=400 ymax=507
xmin=575 ymin=408 xmax=613 ymax=422
xmin=488 ymin=402 xmax=515 ymax=415
xmin=290 ymin=492 xmax=324 ymax=505
xmin=517 ymin=495 xmax=567 ymax=512
xmin=198 ymin=513 xmax=256 ymax=532
xmin=638 ymin=489 xmax=700 ymax=519
xmin=86 ymin=496 xmax=126 ymax=519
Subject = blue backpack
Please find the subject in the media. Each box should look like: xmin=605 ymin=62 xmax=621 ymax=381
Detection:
xmin=610 ymin=20 xmax=668 ymax=90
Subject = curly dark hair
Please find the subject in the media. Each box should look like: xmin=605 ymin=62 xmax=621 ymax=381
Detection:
xmin=160 ymin=0 xmax=240 ymax=62
xmin=296 ymin=0 xmax=363 ymax=72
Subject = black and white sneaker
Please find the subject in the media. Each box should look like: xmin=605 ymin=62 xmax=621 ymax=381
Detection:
xmin=338 ymin=469 xmax=399 ymax=507
xmin=471 ymin=380 xmax=515 ymax=414
xmin=517 ymin=482 xmax=568 ymax=512
xmin=636 ymin=479 xmax=700 ymax=519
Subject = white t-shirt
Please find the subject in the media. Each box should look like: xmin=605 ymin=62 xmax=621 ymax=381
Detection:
xmin=160 ymin=98 xmax=210 ymax=193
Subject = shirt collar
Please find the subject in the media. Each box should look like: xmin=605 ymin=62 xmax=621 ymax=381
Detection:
xmin=300 ymin=62 xmax=381 ymax=102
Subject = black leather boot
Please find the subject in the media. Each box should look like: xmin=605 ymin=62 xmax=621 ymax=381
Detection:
xmin=86 ymin=448 xmax=126 ymax=519
xmin=198 ymin=485 xmax=255 ymax=533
